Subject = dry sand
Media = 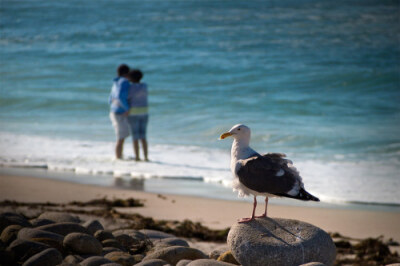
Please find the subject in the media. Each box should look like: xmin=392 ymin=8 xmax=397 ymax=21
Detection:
xmin=1 ymin=173 xmax=399 ymax=242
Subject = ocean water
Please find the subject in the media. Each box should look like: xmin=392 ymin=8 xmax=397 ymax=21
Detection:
xmin=1 ymin=0 xmax=399 ymax=206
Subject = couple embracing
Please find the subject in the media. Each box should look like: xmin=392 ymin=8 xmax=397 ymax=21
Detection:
xmin=109 ymin=64 xmax=149 ymax=161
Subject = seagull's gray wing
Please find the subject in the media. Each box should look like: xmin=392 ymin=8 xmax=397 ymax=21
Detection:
xmin=237 ymin=154 xmax=319 ymax=201
xmin=236 ymin=155 xmax=297 ymax=195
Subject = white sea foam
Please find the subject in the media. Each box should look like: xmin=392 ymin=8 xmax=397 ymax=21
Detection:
xmin=0 ymin=132 xmax=399 ymax=205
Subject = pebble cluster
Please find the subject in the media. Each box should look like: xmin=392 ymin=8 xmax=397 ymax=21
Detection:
xmin=0 ymin=211 xmax=239 ymax=266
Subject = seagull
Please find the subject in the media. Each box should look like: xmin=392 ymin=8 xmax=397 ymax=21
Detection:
xmin=220 ymin=124 xmax=319 ymax=223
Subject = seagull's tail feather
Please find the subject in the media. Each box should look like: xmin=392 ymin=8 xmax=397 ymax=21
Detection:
xmin=276 ymin=188 xmax=320 ymax=202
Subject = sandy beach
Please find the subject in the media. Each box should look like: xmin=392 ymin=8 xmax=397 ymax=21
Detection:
xmin=1 ymin=172 xmax=399 ymax=243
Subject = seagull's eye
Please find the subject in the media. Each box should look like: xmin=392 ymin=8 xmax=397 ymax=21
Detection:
xmin=238 ymin=128 xmax=241 ymax=131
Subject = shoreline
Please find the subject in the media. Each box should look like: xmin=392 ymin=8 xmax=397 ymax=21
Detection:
xmin=1 ymin=166 xmax=399 ymax=213
xmin=1 ymin=170 xmax=400 ymax=243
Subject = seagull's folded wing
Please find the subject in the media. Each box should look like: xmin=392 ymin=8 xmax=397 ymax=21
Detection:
xmin=236 ymin=155 xmax=299 ymax=195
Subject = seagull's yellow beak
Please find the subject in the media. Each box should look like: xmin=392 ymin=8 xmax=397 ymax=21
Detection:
xmin=219 ymin=132 xmax=232 ymax=140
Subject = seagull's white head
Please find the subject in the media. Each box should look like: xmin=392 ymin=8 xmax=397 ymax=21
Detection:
xmin=219 ymin=124 xmax=251 ymax=141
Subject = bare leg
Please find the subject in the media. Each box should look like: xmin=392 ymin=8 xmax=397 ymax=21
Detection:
xmin=115 ymin=138 xmax=125 ymax=159
xmin=255 ymin=197 xmax=268 ymax=218
xmin=141 ymin=139 xmax=148 ymax=161
xmin=239 ymin=196 xmax=257 ymax=223
xmin=133 ymin=140 xmax=140 ymax=161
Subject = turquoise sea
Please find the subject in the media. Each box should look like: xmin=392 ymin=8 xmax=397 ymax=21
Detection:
xmin=1 ymin=0 xmax=399 ymax=206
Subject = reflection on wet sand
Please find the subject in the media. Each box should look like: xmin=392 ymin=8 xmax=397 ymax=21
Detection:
xmin=114 ymin=177 xmax=145 ymax=191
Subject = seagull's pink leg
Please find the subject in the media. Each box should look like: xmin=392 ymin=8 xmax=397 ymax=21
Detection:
xmin=238 ymin=196 xmax=257 ymax=223
xmin=255 ymin=197 xmax=268 ymax=218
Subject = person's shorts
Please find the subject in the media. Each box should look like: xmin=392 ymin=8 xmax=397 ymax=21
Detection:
xmin=127 ymin=114 xmax=149 ymax=140
xmin=109 ymin=112 xmax=130 ymax=140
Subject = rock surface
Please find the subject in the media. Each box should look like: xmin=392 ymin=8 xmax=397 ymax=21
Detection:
xmin=153 ymin=237 xmax=190 ymax=248
xmin=187 ymin=259 xmax=237 ymax=266
xmin=140 ymin=229 xmax=176 ymax=240
xmin=7 ymin=239 xmax=50 ymax=263
xmin=36 ymin=222 xmax=87 ymax=236
xmin=79 ymin=256 xmax=113 ymax=266
xmin=1 ymin=224 xmax=23 ymax=245
xmin=227 ymin=218 xmax=336 ymax=266
xmin=63 ymin=232 xmax=102 ymax=255
xmin=22 ymin=247 xmax=63 ymax=266
xmin=0 ymin=212 xmax=31 ymax=232
xmin=143 ymin=246 xmax=208 ymax=265
xmin=94 ymin=230 xmax=115 ymax=242
xmin=83 ymin=220 xmax=104 ymax=235
xmin=104 ymin=251 xmax=139 ymax=265
xmin=134 ymin=258 xmax=171 ymax=266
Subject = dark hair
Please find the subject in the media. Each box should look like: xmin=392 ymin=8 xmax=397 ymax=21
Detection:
xmin=117 ymin=64 xmax=130 ymax=76
xmin=128 ymin=69 xmax=143 ymax=82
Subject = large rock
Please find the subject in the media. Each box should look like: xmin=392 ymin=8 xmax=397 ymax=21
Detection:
xmin=227 ymin=218 xmax=336 ymax=266
xmin=143 ymin=246 xmax=207 ymax=265
xmin=22 ymin=247 xmax=63 ymax=266
xmin=0 ymin=212 xmax=31 ymax=233
xmin=37 ymin=212 xmax=80 ymax=223
xmin=63 ymin=232 xmax=102 ymax=255
xmin=36 ymin=222 xmax=87 ymax=236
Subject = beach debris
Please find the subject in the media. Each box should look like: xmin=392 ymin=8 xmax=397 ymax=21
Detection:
xmin=220 ymin=124 xmax=319 ymax=222
xmin=227 ymin=218 xmax=336 ymax=266
xmin=37 ymin=211 xmax=80 ymax=223
xmin=331 ymin=233 xmax=400 ymax=265
xmin=70 ymin=197 xmax=144 ymax=208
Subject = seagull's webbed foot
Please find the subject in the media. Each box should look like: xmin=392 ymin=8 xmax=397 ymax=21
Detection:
xmin=255 ymin=213 xmax=267 ymax=218
xmin=238 ymin=217 xmax=255 ymax=223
